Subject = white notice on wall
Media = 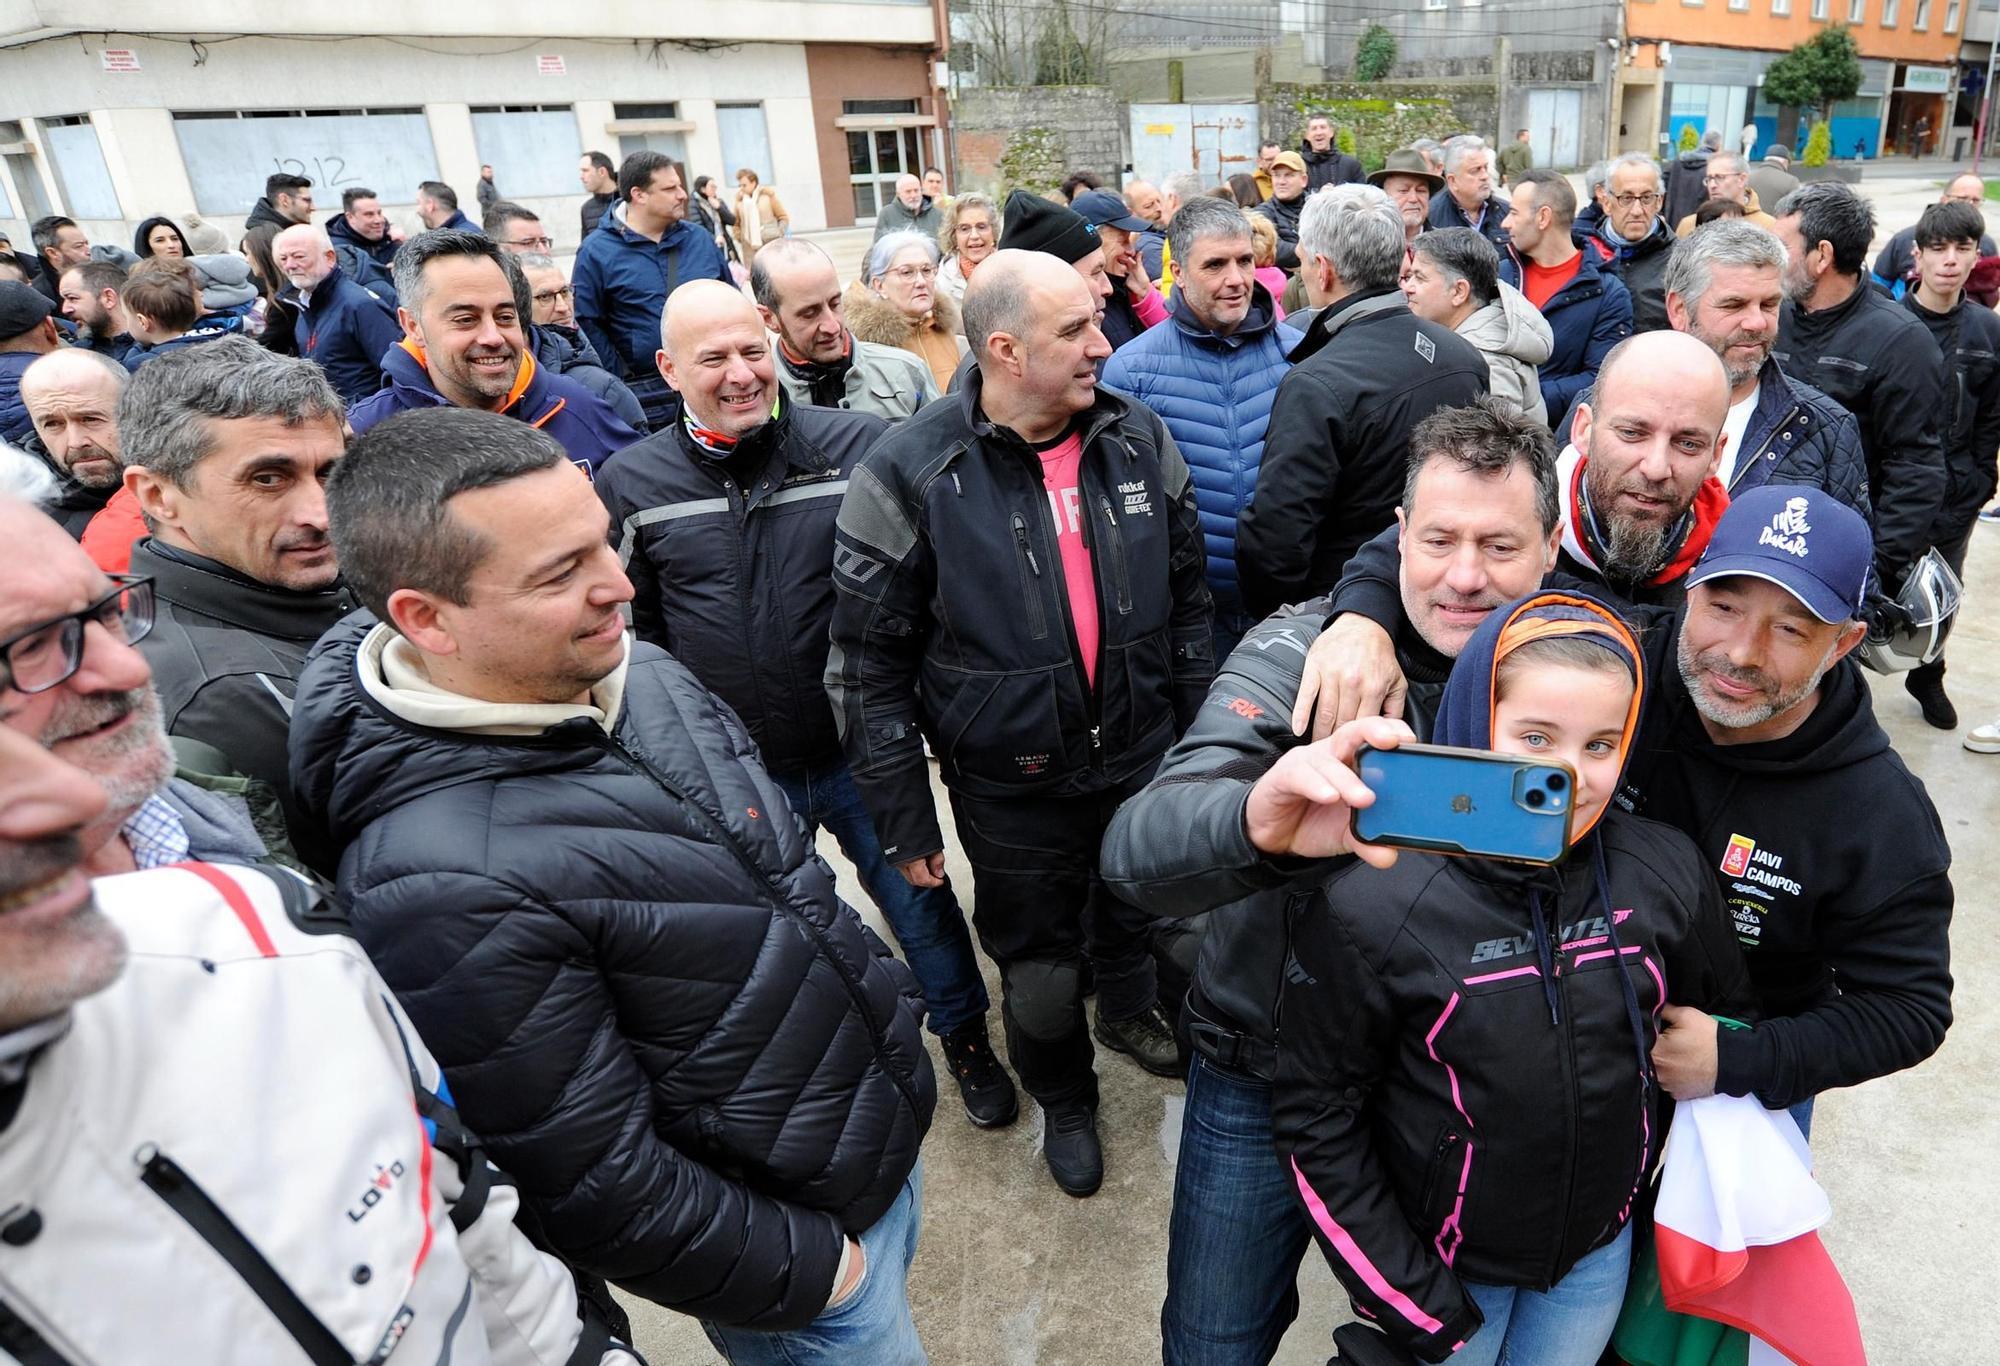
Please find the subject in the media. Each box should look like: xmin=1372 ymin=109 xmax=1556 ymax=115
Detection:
xmin=100 ymin=49 xmax=140 ymax=73
xmin=537 ymin=54 xmax=567 ymax=77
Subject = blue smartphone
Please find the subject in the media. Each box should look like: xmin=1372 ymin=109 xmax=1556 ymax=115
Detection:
xmin=1350 ymin=743 xmax=1576 ymax=865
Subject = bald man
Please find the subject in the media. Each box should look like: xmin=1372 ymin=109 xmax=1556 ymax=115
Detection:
xmin=1312 ymin=331 xmax=1733 ymax=697
xmin=273 ymin=221 xmax=399 ymax=403
xmin=18 ymin=347 xmax=129 ymax=536
xmin=829 ymin=250 xmax=1215 ymax=1196
xmin=751 ymin=237 xmax=938 ymax=421
xmin=596 ymin=279 xmax=1011 ymax=1129
xmin=874 ymin=171 xmax=941 ymax=242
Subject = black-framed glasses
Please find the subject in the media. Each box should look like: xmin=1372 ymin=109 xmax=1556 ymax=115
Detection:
xmin=532 ymin=286 xmax=574 ymax=306
xmin=0 ymin=576 xmax=155 ymax=695
xmin=506 ymin=235 xmax=555 ymax=251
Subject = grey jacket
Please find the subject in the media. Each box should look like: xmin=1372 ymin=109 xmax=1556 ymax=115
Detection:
xmin=773 ymin=333 xmax=939 ymax=423
xmin=1454 ymin=281 xmax=1553 ymax=427
xmin=872 ymin=196 xmax=942 ymax=242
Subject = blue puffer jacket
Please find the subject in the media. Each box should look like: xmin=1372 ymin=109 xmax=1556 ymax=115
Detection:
xmin=0 ymin=350 xmax=33 ymax=444
xmin=1500 ymin=236 xmax=1633 ymax=420
xmin=349 ymin=337 xmax=640 ymax=474
xmin=1101 ymin=286 xmax=1299 ymax=618
xmin=571 ymin=203 xmax=734 ymax=384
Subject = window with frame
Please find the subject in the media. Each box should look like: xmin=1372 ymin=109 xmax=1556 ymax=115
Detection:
xmin=1845 ymin=0 xmax=1862 ymax=19
xmin=1773 ymin=0 xmax=1791 ymax=13
xmin=1914 ymin=0 xmax=1931 ymax=23
xmin=1947 ymin=0 xmax=1960 ymax=28
xmin=1817 ymin=0 xmax=1833 ymax=18
xmin=1883 ymin=0 xmax=1899 ymax=22
xmin=1730 ymin=0 xmax=1748 ymax=10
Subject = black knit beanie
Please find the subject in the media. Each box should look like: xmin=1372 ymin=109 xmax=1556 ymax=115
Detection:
xmin=998 ymin=189 xmax=1102 ymax=265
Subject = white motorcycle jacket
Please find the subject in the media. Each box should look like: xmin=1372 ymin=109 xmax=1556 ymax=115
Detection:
xmin=0 ymin=861 xmax=638 ymax=1366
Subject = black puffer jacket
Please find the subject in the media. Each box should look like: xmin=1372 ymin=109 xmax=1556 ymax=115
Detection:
xmin=1253 ymin=192 xmax=1305 ymax=271
xmin=1275 ymin=814 xmax=1751 ymax=1362
xmin=828 ymin=368 xmax=1214 ymax=864
xmin=599 ymin=401 xmax=888 ymax=778
xmin=1238 ymin=289 xmax=1488 ymax=618
xmin=289 ymin=620 xmax=935 ymax=1330
xmin=1775 ymin=282 xmax=1947 ymax=580
xmin=1590 ymin=216 xmax=1675 ymax=333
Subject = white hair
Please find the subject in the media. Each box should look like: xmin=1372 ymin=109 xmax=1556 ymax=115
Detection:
xmin=866 ymin=229 xmax=941 ymax=283
xmin=0 ymin=444 xmax=57 ymax=507
xmin=1297 ymin=184 xmax=1408 ymax=292
xmin=1606 ymin=152 xmax=1663 ymax=192
xmin=1162 ymin=170 xmax=1205 ymax=204
xmin=1442 ymin=138 xmax=1489 ymax=176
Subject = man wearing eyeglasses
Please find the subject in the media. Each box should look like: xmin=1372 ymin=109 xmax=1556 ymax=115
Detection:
xmin=513 ymin=251 xmax=651 ymax=435
xmin=1868 ymin=173 xmax=1996 ymax=297
xmin=0 ymin=476 xmax=281 ymax=873
xmin=1673 ymin=152 xmax=1776 ymax=237
xmin=271 ymin=223 xmax=401 ymax=405
xmin=115 ymin=337 xmax=355 ymax=869
xmin=1591 ymin=152 xmax=1678 ymax=333
xmin=486 ymin=201 xmax=556 ymax=256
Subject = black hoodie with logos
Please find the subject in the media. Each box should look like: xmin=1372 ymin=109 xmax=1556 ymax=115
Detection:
xmin=1619 ymin=626 xmax=1953 ymax=1110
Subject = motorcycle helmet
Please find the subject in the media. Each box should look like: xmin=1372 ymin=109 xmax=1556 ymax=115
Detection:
xmin=1858 ymin=548 xmax=1962 ymax=674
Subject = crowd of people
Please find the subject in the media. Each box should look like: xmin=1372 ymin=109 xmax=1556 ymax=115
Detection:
xmin=0 ymin=116 xmax=1972 ymax=1366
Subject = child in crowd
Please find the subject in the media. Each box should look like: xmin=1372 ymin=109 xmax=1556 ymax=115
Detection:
xmin=1273 ymin=590 xmax=1752 ymax=1366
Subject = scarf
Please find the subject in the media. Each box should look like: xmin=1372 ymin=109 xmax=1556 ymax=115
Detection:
xmin=1559 ymin=446 xmax=1729 ymax=589
xmin=739 ymin=189 xmax=763 ymax=247
xmin=683 ymin=397 xmax=784 ymax=490
xmin=778 ymin=332 xmax=855 ymax=408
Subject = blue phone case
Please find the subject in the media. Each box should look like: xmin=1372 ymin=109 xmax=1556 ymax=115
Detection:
xmin=1351 ymin=744 xmax=1576 ymax=865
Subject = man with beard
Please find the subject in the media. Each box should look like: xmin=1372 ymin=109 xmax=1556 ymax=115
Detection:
xmin=1639 ymin=487 xmax=1953 ymax=1137
xmin=118 ymin=339 xmax=355 ymax=867
xmin=1773 ymin=181 xmax=1948 ymax=590
xmin=17 ymin=349 xmax=130 ymax=539
xmin=0 ymin=485 xmax=282 ymax=871
xmin=1101 ymin=398 xmax=1564 ymax=1361
xmin=272 ymin=223 xmax=402 ymax=405
xmin=752 ymin=237 xmax=938 ymax=421
xmin=324 ymin=185 xmax=403 ymax=270
xmin=599 ymin=281 xmax=1007 ymax=1131
xmin=1368 ymin=148 xmax=1445 ymax=246
xmin=56 ymin=260 xmax=137 ymax=366
xmin=352 ymin=229 xmax=638 ymax=472
xmin=1555 ymin=220 xmax=1869 ymax=516
xmin=1501 ymin=169 xmax=1632 ymax=417
xmin=1291 ymin=330 xmax=1729 ymax=736
xmin=0 ymin=505 xmax=646 ymax=1364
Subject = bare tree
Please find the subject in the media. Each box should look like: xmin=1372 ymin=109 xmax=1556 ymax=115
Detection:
xmin=955 ymin=0 xmax=1121 ymax=87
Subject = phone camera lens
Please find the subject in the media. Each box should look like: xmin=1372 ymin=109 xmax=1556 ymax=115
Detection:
xmin=1545 ymin=773 xmax=1567 ymax=791
xmin=1525 ymin=789 xmax=1547 ymax=809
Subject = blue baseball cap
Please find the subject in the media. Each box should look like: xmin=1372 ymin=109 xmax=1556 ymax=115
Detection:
xmin=1069 ymin=189 xmax=1153 ymax=233
xmin=1684 ymin=485 xmax=1872 ymax=623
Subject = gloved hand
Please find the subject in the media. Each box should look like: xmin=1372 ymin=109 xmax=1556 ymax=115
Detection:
xmin=1861 ymin=590 xmax=1913 ymax=642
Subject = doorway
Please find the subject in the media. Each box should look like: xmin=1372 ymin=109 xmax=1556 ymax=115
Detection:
xmin=1525 ymin=89 xmax=1583 ymax=169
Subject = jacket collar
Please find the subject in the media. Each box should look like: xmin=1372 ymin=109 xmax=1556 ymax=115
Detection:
xmin=1288 ymin=286 xmax=1405 ymax=362
xmin=1170 ymin=282 xmax=1280 ymax=345
xmin=389 ymin=336 xmax=554 ymax=423
xmin=1783 ymin=274 xmax=1869 ymax=329
xmin=954 ymin=364 xmax=1132 ymax=455
xmin=130 ymin=537 xmax=354 ymax=641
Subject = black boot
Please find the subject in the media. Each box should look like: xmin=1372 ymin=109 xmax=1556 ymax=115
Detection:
xmin=1906 ymin=662 xmax=1957 ymax=730
xmin=1093 ymin=1003 xmax=1182 ymax=1077
xmin=939 ymin=1017 xmax=1019 ymax=1129
xmin=1041 ymin=1102 xmax=1103 ymax=1197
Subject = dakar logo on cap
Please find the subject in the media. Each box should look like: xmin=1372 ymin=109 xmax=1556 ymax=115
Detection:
xmin=1757 ymin=496 xmax=1812 ymax=558
xmin=1720 ymin=832 xmax=1756 ymax=878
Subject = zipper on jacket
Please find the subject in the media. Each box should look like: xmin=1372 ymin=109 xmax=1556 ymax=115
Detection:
xmin=1095 ymin=494 xmax=1134 ymax=615
xmin=135 ymin=1145 xmax=353 ymax=1366
xmin=594 ymin=734 xmax=926 ymax=1117
xmin=1010 ymin=513 xmax=1049 ymax=639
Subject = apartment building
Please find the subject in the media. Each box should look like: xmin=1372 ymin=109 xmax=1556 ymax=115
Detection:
xmin=1619 ymin=0 xmax=1963 ymax=159
xmin=0 ymin=0 xmax=944 ymax=254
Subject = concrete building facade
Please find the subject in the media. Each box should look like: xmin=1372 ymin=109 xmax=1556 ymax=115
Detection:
xmin=0 ymin=0 xmax=943 ymax=256
xmin=1621 ymin=0 xmax=1963 ymax=161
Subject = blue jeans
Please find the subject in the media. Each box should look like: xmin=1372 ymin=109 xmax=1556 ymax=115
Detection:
xmin=1789 ymin=1097 xmax=1815 ymax=1139
xmin=1452 ymin=1222 xmax=1633 ymax=1366
xmin=772 ymin=761 xmax=989 ymax=1037
xmin=1161 ymin=1053 xmax=1312 ymax=1365
xmin=702 ymin=1162 xmax=927 ymax=1365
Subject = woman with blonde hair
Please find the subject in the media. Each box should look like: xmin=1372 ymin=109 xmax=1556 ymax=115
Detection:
xmin=1244 ymin=213 xmax=1290 ymax=322
xmin=936 ymin=192 xmax=999 ymax=304
xmin=844 ymin=229 xmax=966 ymax=391
xmin=730 ymin=167 xmax=789 ymax=270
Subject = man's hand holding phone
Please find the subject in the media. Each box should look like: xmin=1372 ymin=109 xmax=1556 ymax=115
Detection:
xmin=1244 ymin=716 xmax=1414 ymax=866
